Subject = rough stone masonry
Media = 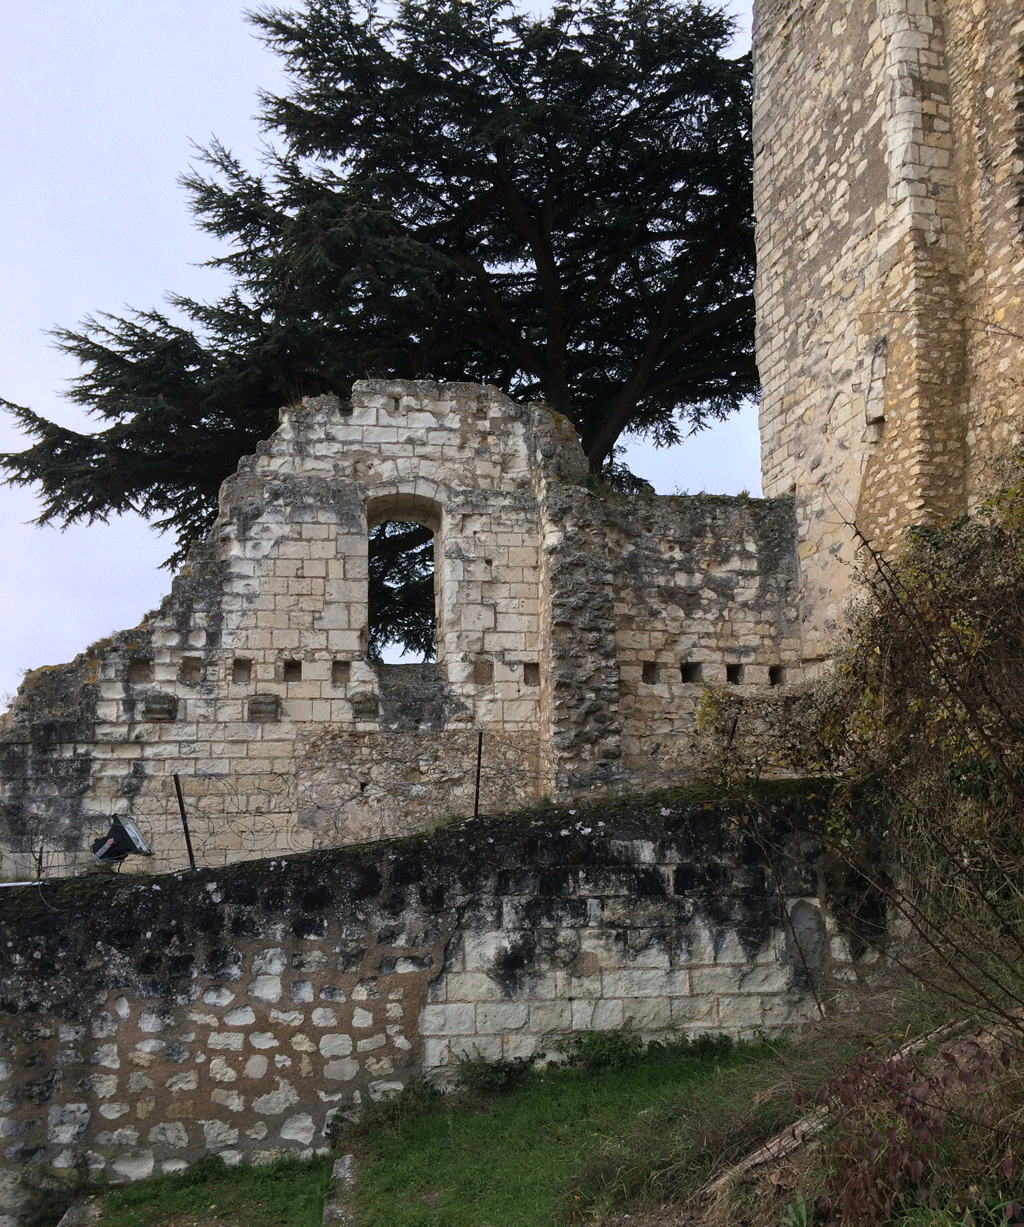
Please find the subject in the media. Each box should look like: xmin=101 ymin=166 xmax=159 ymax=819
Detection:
xmin=0 ymin=788 xmax=870 ymax=1203
xmin=0 ymin=382 xmax=801 ymax=878
xmin=754 ymin=0 xmax=1024 ymax=665
xmin=7 ymin=0 xmax=1024 ymax=876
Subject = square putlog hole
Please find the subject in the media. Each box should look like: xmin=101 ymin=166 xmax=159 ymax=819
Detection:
xmin=769 ymin=665 xmax=786 ymax=687
xmin=473 ymin=659 xmax=494 ymax=685
xmin=142 ymin=693 xmax=178 ymax=722
xmin=179 ymin=657 xmax=202 ymax=685
xmin=642 ymin=661 xmax=658 ymax=685
xmin=332 ymin=660 xmax=351 ymax=685
xmin=283 ymin=659 xmax=303 ymax=683
xmin=248 ymin=694 xmax=281 ymax=723
xmin=232 ymin=658 xmax=252 ymax=684
xmin=523 ymin=662 xmax=540 ymax=686
xmin=127 ymin=659 xmax=154 ymax=684
xmin=680 ymin=662 xmax=702 ymax=684
xmin=726 ymin=664 xmax=744 ymax=685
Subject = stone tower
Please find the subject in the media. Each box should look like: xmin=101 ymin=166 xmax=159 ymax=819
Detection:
xmin=754 ymin=0 xmax=1024 ymax=662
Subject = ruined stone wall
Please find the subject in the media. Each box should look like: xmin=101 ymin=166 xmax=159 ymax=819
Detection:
xmin=1 ymin=383 xmax=802 ymax=881
xmin=541 ymin=487 xmax=801 ymax=790
xmin=0 ymin=790 xmax=857 ymax=1213
xmin=0 ymin=383 xmax=575 ymax=878
xmin=754 ymin=0 xmax=1024 ymax=661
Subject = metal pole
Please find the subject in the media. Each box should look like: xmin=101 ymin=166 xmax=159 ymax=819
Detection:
xmin=474 ymin=730 xmax=483 ymax=817
xmin=172 ymin=772 xmax=197 ymax=871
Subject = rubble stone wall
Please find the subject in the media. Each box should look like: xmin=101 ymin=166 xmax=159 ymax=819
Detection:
xmin=0 ymin=789 xmax=856 ymax=1214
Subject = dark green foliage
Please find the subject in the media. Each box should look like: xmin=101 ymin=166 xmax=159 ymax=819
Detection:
xmin=557 ymin=1025 xmax=735 ymax=1071
xmin=456 ymin=1049 xmax=544 ymax=1094
xmin=367 ymin=520 xmax=435 ymax=660
xmin=2 ymin=0 xmax=754 ymax=600
xmin=801 ymin=459 xmax=1024 ymax=1030
xmin=339 ymin=1078 xmax=447 ymax=1144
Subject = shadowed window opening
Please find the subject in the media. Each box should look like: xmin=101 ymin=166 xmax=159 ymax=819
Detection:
xmin=368 ymin=520 xmax=436 ymax=662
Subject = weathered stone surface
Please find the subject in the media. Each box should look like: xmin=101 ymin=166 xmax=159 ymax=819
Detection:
xmin=0 ymin=788 xmax=873 ymax=1204
xmin=754 ymin=0 xmax=1024 ymax=659
xmin=0 ymin=382 xmax=799 ymax=878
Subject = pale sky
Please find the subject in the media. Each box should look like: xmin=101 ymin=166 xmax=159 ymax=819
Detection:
xmin=0 ymin=1 xmax=755 ymax=702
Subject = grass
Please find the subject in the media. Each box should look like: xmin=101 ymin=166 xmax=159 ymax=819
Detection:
xmin=91 ymin=1153 xmax=333 ymax=1227
xmin=341 ymin=1032 xmax=773 ymax=1227
xmin=59 ymin=993 xmax=1019 ymax=1227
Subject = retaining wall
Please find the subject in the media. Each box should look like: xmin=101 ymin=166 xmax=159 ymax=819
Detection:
xmin=0 ymin=786 xmax=865 ymax=1218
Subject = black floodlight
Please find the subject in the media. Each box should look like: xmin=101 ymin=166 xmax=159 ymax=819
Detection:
xmin=91 ymin=817 xmax=153 ymax=864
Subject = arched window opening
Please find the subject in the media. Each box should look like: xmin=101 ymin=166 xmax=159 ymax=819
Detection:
xmin=367 ymin=520 xmax=437 ymax=662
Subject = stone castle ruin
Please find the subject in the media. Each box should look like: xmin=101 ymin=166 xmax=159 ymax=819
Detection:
xmin=2 ymin=0 xmax=1023 ymax=877
xmin=1 ymin=384 xmax=800 ymax=878
xmin=1 ymin=0 xmax=1022 ymax=1204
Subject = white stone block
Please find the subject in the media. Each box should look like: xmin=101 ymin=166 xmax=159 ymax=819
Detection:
xmin=281 ymin=1114 xmax=316 ymax=1145
xmin=420 ymin=1003 xmax=475 ymax=1035
xmin=253 ymin=1080 xmax=299 ymax=1114
xmin=323 ymin=1058 xmax=358 ymax=1081
xmin=475 ymin=1002 xmax=528 ymax=1033
xmin=109 ymin=1150 xmax=156 ymax=1183
xmin=201 ymin=1120 xmax=240 ymax=1148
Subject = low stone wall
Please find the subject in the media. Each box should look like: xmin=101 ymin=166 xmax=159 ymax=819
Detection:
xmin=0 ymin=786 xmax=862 ymax=1218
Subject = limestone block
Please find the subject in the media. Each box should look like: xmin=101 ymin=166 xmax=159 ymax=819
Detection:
xmin=252 ymin=1080 xmax=299 ymax=1114
xmin=208 ymin=1032 xmax=244 ymax=1050
xmin=323 ymin=1058 xmax=359 ymax=1081
xmin=109 ymin=1150 xmax=155 ymax=1183
xmin=619 ymin=997 xmax=674 ymax=1030
xmin=47 ymin=1103 xmax=90 ymax=1145
xmin=201 ymin=1120 xmax=240 ymax=1148
xmin=525 ymin=1001 xmax=573 ymax=1034
xmin=590 ymin=1000 xmax=626 ymax=1030
xmin=250 ymin=976 xmax=283 ymax=1003
xmin=280 ymin=1114 xmax=316 ymax=1144
xmin=475 ymin=1002 xmax=530 ymax=1034
xmin=148 ymin=1121 xmax=189 ymax=1147
xmin=319 ymin=1034 xmax=353 ymax=1058
xmin=420 ymin=1003 xmax=475 ymax=1035
xmin=248 ymin=1032 xmax=280 ymax=1050
xmin=209 ymin=1058 xmax=237 ymax=1083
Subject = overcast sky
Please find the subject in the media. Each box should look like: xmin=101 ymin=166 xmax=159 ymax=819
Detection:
xmin=0 ymin=0 xmax=755 ymax=702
